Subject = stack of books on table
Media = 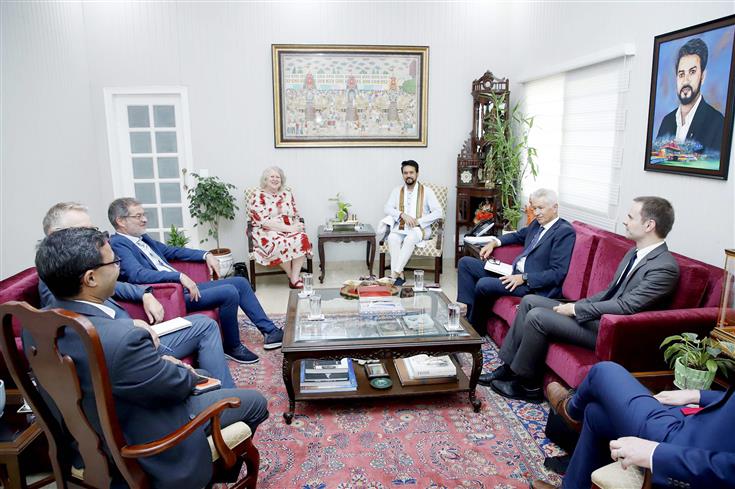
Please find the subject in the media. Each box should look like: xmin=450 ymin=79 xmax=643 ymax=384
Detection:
xmin=358 ymin=286 xmax=405 ymax=318
xmin=394 ymin=354 xmax=458 ymax=386
xmin=299 ymin=358 xmax=358 ymax=394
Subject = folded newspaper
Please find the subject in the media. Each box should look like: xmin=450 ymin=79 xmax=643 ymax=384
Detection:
xmin=151 ymin=317 xmax=192 ymax=336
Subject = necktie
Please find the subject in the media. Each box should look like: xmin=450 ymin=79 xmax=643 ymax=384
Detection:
xmin=602 ymin=250 xmax=638 ymax=300
xmin=137 ymin=239 xmax=175 ymax=272
xmin=512 ymin=226 xmax=544 ymax=269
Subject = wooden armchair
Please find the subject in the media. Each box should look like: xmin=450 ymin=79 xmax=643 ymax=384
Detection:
xmin=378 ymin=182 xmax=448 ymax=283
xmin=0 ymin=302 xmax=259 ymax=489
xmin=244 ymin=187 xmax=313 ymax=291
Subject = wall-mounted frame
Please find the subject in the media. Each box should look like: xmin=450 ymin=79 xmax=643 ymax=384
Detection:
xmin=272 ymin=44 xmax=429 ymax=148
xmin=644 ymin=14 xmax=735 ymax=180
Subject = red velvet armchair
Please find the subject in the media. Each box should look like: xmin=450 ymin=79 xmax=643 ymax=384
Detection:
xmin=483 ymin=221 xmax=722 ymax=388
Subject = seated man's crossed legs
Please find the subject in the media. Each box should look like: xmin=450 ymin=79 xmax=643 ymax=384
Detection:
xmin=185 ymin=276 xmax=283 ymax=365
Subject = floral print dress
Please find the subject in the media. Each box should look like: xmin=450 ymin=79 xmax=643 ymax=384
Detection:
xmin=249 ymin=189 xmax=312 ymax=267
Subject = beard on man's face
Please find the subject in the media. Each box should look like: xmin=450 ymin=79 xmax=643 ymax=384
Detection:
xmin=678 ymin=83 xmax=700 ymax=105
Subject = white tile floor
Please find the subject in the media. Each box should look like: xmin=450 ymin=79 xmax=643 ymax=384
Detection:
xmin=251 ymin=259 xmax=458 ymax=315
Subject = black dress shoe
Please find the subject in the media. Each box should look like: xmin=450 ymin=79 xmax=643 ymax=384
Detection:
xmin=490 ymin=378 xmax=543 ymax=403
xmin=478 ymin=364 xmax=516 ymax=386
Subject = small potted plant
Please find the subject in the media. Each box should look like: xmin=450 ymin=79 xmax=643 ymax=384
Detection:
xmin=166 ymin=225 xmax=190 ymax=248
xmin=660 ymin=332 xmax=735 ymax=390
xmin=328 ymin=193 xmax=352 ymax=222
xmin=184 ymin=169 xmax=239 ymax=276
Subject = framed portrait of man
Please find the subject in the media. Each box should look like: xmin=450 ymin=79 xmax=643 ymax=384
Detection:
xmin=644 ymin=14 xmax=735 ymax=180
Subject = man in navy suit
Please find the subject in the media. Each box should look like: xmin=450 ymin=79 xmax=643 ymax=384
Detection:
xmin=656 ymin=37 xmax=724 ymax=156
xmin=108 ymin=197 xmax=282 ymax=365
xmin=457 ymin=188 xmax=576 ymax=338
xmin=38 ymin=201 xmax=236 ymax=385
xmin=32 ymin=227 xmax=268 ymax=489
xmin=491 ymin=197 xmax=679 ymax=402
xmin=531 ymin=362 xmax=735 ymax=489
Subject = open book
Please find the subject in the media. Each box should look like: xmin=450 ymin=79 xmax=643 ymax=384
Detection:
xmin=151 ymin=317 xmax=192 ymax=336
xmin=484 ymin=259 xmax=513 ymax=276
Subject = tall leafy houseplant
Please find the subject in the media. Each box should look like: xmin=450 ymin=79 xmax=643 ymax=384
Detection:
xmin=483 ymin=92 xmax=537 ymax=229
xmin=184 ymin=170 xmax=239 ymax=251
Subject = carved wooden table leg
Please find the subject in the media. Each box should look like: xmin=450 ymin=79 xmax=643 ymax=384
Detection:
xmin=367 ymin=237 xmax=375 ymax=276
xmin=469 ymin=348 xmax=483 ymax=412
xmin=281 ymin=357 xmax=296 ymax=424
xmin=318 ymin=238 xmax=326 ymax=284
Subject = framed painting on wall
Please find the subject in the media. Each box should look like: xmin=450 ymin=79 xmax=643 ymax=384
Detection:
xmin=644 ymin=14 xmax=735 ymax=180
xmin=272 ymin=44 xmax=429 ymax=148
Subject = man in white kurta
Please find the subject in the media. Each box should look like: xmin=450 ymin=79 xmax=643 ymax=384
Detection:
xmin=381 ymin=160 xmax=443 ymax=285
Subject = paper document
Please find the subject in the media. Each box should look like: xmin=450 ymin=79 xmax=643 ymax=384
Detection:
xmin=151 ymin=317 xmax=192 ymax=336
xmin=484 ymin=260 xmax=513 ymax=276
xmin=463 ymin=236 xmax=496 ymax=245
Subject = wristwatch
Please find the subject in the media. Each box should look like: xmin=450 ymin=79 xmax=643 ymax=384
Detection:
xmin=521 ymin=273 xmax=528 ymax=283
xmin=143 ymin=286 xmax=154 ymax=295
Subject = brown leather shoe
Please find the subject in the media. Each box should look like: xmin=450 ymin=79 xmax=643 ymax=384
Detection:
xmin=530 ymin=480 xmax=558 ymax=489
xmin=546 ymin=382 xmax=582 ymax=433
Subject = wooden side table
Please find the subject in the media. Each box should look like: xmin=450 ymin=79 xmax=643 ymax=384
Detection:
xmin=317 ymin=224 xmax=376 ymax=283
xmin=0 ymin=391 xmax=52 ymax=489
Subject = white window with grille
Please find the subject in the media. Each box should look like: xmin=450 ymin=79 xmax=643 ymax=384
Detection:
xmin=521 ymin=50 xmax=633 ymax=230
xmin=104 ymin=88 xmax=194 ymax=243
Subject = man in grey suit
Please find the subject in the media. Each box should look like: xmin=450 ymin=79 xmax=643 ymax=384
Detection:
xmin=33 ymin=227 xmax=269 ymax=488
xmin=488 ymin=197 xmax=680 ymax=402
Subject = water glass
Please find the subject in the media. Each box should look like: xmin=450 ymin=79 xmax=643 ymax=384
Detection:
xmin=447 ymin=303 xmax=462 ymax=330
xmin=325 ymin=218 xmax=333 ymax=232
xmin=414 ymin=269 xmax=425 ymax=291
xmin=302 ymin=272 xmax=314 ymax=295
xmin=309 ymin=294 xmax=322 ymax=318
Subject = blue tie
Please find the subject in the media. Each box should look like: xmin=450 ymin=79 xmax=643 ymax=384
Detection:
xmin=512 ymin=226 xmax=544 ymax=269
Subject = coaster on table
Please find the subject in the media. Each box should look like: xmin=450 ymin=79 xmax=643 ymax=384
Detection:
xmin=307 ymin=314 xmax=325 ymax=321
xmin=298 ymin=291 xmax=314 ymax=299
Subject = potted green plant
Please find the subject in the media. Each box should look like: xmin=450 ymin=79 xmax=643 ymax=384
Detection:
xmin=183 ymin=169 xmax=239 ymax=276
xmin=660 ymin=332 xmax=735 ymax=390
xmin=166 ymin=225 xmax=190 ymax=248
xmin=483 ymin=92 xmax=537 ymax=230
xmin=328 ymin=193 xmax=352 ymax=222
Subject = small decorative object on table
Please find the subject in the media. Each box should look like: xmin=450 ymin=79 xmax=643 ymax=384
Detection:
xmin=660 ymin=332 xmax=735 ymax=390
xmin=399 ymin=286 xmax=414 ymax=298
xmin=370 ymin=377 xmax=393 ymax=390
xmin=365 ymin=362 xmax=389 ymax=379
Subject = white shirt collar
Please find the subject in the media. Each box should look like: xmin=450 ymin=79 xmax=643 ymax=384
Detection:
xmin=118 ymin=232 xmax=143 ymax=244
xmin=634 ymin=241 xmax=666 ymax=262
xmin=674 ymin=95 xmax=703 ymax=142
xmin=74 ymin=300 xmax=115 ymax=318
xmin=539 ymin=216 xmax=560 ymax=232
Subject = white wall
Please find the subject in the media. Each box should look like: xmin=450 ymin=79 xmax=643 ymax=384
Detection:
xmin=1 ymin=1 xmax=510 ymax=277
xmin=506 ymin=2 xmax=735 ymax=266
xmin=2 ymin=1 xmax=734 ymax=277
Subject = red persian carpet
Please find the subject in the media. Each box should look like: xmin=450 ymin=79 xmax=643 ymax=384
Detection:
xmin=229 ymin=316 xmax=564 ymax=489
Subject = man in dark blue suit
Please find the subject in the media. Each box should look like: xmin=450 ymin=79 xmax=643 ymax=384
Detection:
xmin=32 ymin=227 xmax=269 ymax=489
xmin=457 ymin=188 xmax=576 ymax=338
xmin=532 ymin=362 xmax=735 ymax=489
xmin=108 ymin=197 xmax=283 ymax=364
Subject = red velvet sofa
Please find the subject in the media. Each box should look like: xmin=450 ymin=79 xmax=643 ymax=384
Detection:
xmin=0 ymin=262 xmax=220 ymax=384
xmin=485 ymin=221 xmax=723 ymax=388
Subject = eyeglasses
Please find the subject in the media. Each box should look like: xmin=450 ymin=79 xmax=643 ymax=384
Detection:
xmin=122 ymin=213 xmax=146 ymax=221
xmin=88 ymin=256 xmax=121 ymax=272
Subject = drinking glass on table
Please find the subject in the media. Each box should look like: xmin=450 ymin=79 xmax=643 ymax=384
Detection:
xmin=414 ymin=269 xmax=425 ymax=291
xmin=302 ymin=272 xmax=314 ymax=295
xmin=309 ymin=294 xmax=322 ymax=318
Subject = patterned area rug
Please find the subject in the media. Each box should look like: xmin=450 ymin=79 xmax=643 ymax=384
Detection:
xmin=231 ymin=316 xmax=564 ymax=489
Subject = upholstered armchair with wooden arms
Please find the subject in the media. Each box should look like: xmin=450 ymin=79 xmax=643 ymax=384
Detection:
xmin=591 ymin=461 xmax=652 ymax=489
xmin=243 ymin=187 xmax=313 ymax=291
xmin=0 ymin=302 xmax=259 ymax=489
xmin=378 ymin=182 xmax=448 ymax=283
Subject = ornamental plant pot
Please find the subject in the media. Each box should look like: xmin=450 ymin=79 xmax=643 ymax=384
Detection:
xmin=673 ymin=356 xmax=716 ymax=390
xmin=210 ymin=247 xmax=233 ymax=278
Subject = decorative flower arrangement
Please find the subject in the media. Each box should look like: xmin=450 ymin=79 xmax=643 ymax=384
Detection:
xmin=473 ymin=203 xmax=495 ymax=224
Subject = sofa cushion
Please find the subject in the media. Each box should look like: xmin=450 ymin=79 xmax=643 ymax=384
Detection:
xmin=491 ymin=296 xmax=523 ymax=326
xmin=545 ymin=343 xmax=599 ymax=388
xmin=561 ymin=227 xmax=598 ymax=301
xmin=585 ymin=238 xmax=632 ymax=297
xmin=668 ymin=260 xmax=709 ymax=309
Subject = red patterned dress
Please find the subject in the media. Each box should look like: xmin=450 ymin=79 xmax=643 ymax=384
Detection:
xmin=249 ymin=189 xmax=312 ymax=267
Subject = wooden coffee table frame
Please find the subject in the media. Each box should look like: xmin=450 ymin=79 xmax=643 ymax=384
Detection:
xmin=281 ymin=289 xmax=484 ymax=424
xmin=317 ymin=224 xmax=376 ymax=283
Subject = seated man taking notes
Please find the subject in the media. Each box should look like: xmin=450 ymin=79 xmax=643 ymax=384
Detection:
xmin=457 ymin=188 xmax=576 ymax=335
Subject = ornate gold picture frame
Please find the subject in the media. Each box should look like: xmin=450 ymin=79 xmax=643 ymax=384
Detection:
xmin=272 ymin=44 xmax=429 ymax=147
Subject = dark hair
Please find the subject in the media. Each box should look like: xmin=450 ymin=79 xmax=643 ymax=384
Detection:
xmin=676 ymin=38 xmax=708 ymax=72
xmin=35 ymin=227 xmax=108 ymax=299
xmin=633 ymin=196 xmax=675 ymax=238
xmin=401 ymin=160 xmax=419 ymax=172
xmin=108 ymin=197 xmax=140 ymax=229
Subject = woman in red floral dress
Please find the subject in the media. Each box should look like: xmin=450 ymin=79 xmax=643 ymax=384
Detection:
xmin=249 ymin=167 xmax=312 ymax=288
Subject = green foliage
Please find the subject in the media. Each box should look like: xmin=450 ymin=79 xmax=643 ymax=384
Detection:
xmin=328 ymin=193 xmax=351 ymax=222
xmin=166 ymin=225 xmax=190 ymax=248
xmin=660 ymin=332 xmax=735 ymax=377
xmin=401 ymin=79 xmax=416 ymax=95
xmin=483 ymin=92 xmax=537 ymax=229
xmin=184 ymin=170 xmax=239 ymax=249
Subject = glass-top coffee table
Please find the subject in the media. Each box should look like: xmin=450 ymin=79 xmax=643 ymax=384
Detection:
xmin=281 ymin=288 xmax=484 ymax=423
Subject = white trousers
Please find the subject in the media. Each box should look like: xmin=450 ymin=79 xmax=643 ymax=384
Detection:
xmin=387 ymin=227 xmax=424 ymax=275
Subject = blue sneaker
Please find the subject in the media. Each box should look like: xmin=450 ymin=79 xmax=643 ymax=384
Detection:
xmin=224 ymin=344 xmax=259 ymax=364
xmin=264 ymin=329 xmax=283 ymax=350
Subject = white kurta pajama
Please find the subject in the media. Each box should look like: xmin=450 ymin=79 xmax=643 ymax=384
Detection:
xmin=380 ymin=182 xmax=443 ymax=276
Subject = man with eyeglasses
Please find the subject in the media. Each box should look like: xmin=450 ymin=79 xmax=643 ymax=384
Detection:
xmin=108 ymin=197 xmax=282 ymax=365
xmin=38 ymin=202 xmax=237 ymax=385
xmin=31 ymin=227 xmax=268 ymax=488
